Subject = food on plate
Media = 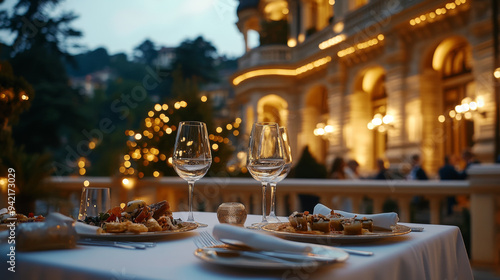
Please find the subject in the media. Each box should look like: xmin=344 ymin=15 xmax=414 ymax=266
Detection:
xmin=288 ymin=211 xmax=310 ymax=231
xmin=359 ymin=218 xmax=373 ymax=232
xmin=280 ymin=210 xmax=373 ymax=235
xmin=81 ymin=200 xmax=185 ymax=234
xmin=0 ymin=210 xmax=46 ymax=231
xmin=309 ymin=214 xmax=330 ymax=233
xmin=342 ymin=220 xmax=363 ymax=235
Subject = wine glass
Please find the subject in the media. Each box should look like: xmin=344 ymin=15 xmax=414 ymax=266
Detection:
xmin=268 ymin=126 xmax=292 ymax=223
xmin=246 ymin=122 xmax=285 ymax=228
xmin=173 ymin=121 xmax=212 ymax=227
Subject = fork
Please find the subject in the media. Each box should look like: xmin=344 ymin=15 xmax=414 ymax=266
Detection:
xmin=194 ymin=231 xmax=300 ymax=264
xmin=195 ymin=231 xmax=225 ymax=247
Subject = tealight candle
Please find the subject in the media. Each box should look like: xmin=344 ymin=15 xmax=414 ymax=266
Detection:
xmin=217 ymin=202 xmax=247 ymax=226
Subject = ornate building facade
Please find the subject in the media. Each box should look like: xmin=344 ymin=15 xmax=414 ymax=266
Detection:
xmin=232 ymin=0 xmax=499 ymax=175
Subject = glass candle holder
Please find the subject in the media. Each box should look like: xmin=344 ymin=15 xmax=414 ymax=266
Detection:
xmin=217 ymin=202 xmax=247 ymax=226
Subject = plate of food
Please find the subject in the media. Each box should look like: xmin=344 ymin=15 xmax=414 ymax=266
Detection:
xmin=261 ymin=211 xmax=411 ymax=243
xmin=194 ymin=244 xmax=349 ymax=269
xmin=78 ymin=200 xmax=198 ymax=240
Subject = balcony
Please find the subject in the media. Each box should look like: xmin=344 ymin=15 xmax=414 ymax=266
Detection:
xmin=238 ymin=45 xmax=292 ymax=69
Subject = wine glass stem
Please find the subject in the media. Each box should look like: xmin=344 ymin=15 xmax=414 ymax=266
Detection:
xmin=269 ymin=182 xmax=277 ymax=217
xmin=261 ymin=182 xmax=268 ymax=223
xmin=188 ymin=181 xmax=195 ymax=222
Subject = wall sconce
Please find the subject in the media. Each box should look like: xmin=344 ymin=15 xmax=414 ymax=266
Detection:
xmin=438 ymin=96 xmax=485 ymax=122
xmin=367 ymin=113 xmax=394 ymax=132
xmin=313 ymin=122 xmax=334 ymax=140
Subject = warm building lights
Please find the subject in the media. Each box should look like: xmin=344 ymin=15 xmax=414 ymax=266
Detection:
xmin=440 ymin=96 xmax=484 ymax=122
xmin=233 ymin=56 xmax=332 ymax=85
xmin=409 ymin=0 xmax=466 ymax=26
xmin=337 ymin=34 xmax=384 ymax=58
xmin=367 ymin=113 xmax=394 ymax=132
xmin=318 ymin=34 xmax=346 ymax=50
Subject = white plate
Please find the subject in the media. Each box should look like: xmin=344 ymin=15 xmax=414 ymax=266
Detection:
xmin=194 ymin=244 xmax=349 ymax=269
xmin=261 ymin=223 xmax=411 ymax=243
xmin=78 ymin=222 xmax=198 ymax=240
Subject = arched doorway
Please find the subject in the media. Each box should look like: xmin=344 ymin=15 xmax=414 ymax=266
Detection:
xmin=303 ymin=85 xmax=328 ymax=163
xmin=257 ymin=94 xmax=288 ymax=126
xmin=350 ymin=66 xmax=387 ymax=169
xmin=431 ymin=37 xmax=474 ymax=165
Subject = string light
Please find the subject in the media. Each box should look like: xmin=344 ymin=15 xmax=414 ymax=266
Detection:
xmin=337 ymin=34 xmax=384 ymax=58
xmin=410 ymin=0 xmax=466 ymax=26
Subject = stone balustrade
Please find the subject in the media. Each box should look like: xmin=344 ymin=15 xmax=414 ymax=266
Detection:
xmin=238 ymin=45 xmax=292 ymax=69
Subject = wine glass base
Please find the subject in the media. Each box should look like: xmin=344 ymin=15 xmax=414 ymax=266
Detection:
xmin=266 ymin=215 xmax=281 ymax=223
xmin=246 ymin=222 xmax=268 ymax=230
xmin=190 ymin=221 xmax=208 ymax=228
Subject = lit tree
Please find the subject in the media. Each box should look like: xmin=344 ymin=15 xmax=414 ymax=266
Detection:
xmin=119 ymin=96 xmax=242 ymax=178
xmin=120 ymin=66 xmax=244 ymax=177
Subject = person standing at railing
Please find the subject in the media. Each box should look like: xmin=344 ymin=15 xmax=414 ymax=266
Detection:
xmin=344 ymin=159 xmax=360 ymax=180
xmin=459 ymin=148 xmax=480 ymax=179
xmin=328 ymin=157 xmax=352 ymax=211
xmin=407 ymin=154 xmax=429 ymax=180
xmin=439 ymin=155 xmax=461 ymax=180
xmin=373 ymin=158 xmax=392 ymax=180
xmin=329 ymin=157 xmax=346 ymax=179
xmin=439 ymin=155 xmax=462 ymax=215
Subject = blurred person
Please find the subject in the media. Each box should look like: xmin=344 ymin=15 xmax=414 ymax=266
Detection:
xmin=329 ymin=157 xmax=346 ymax=179
xmin=344 ymin=159 xmax=360 ymax=179
xmin=374 ymin=158 xmax=392 ymax=180
xmin=439 ymin=155 xmax=461 ymax=215
xmin=328 ymin=157 xmax=353 ymax=211
xmin=459 ymin=148 xmax=480 ymax=179
xmin=407 ymin=154 xmax=428 ymax=180
xmin=439 ymin=155 xmax=461 ymax=180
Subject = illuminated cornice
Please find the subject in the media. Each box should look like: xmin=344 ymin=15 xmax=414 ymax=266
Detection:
xmin=318 ymin=34 xmax=346 ymax=50
xmin=232 ymin=56 xmax=332 ymax=86
xmin=409 ymin=0 xmax=467 ymax=26
xmin=337 ymin=34 xmax=384 ymax=58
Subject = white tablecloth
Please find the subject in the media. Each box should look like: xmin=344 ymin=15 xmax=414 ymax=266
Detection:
xmin=1 ymin=212 xmax=473 ymax=280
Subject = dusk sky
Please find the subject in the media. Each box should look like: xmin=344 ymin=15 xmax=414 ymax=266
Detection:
xmin=1 ymin=0 xmax=245 ymax=58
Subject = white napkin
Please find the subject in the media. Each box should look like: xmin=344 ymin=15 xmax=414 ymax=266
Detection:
xmin=212 ymin=223 xmax=312 ymax=253
xmin=46 ymin=212 xmax=101 ymax=235
xmin=313 ymin=203 xmax=399 ymax=230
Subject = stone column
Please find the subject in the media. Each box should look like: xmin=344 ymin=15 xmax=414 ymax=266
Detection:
xmin=471 ymin=39 xmax=496 ymax=162
xmin=419 ymin=68 xmax=444 ymax=174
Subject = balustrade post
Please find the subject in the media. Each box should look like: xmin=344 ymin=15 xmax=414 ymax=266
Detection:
xmin=427 ymin=196 xmax=441 ymax=224
xmin=277 ymin=193 xmax=286 ymax=216
xmin=350 ymin=195 xmax=362 ymax=213
xmin=372 ymin=195 xmax=385 ymax=214
xmin=396 ymin=196 xmax=412 ymax=223
xmin=468 ymin=164 xmax=500 ymax=267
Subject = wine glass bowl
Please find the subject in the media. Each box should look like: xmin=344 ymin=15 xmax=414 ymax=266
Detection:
xmin=246 ymin=122 xmax=285 ymax=227
xmin=173 ymin=121 xmax=212 ymax=227
xmin=268 ymin=126 xmax=293 ymax=223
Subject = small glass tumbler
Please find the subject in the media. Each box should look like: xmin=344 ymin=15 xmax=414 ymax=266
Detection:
xmin=78 ymin=187 xmax=111 ymax=221
xmin=217 ymin=202 xmax=247 ymax=227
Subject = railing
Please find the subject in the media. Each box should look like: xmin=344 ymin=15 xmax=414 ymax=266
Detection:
xmin=4 ymin=164 xmax=498 ymax=267
xmin=238 ymin=45 xmax=292 ymax=69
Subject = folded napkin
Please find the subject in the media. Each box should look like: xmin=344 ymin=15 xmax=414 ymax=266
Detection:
xmin=313 ymin=203 xmax=399 ymax=230
xmin=44 ymin=212 xmax=101 ymax=235
xmin=213 ymin=223 xmax=312 ymax=253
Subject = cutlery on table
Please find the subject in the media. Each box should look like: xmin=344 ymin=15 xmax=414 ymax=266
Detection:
xmin=220 ymin=238 xmax=374 ymax=257
xmin=77 ymin=240 xmax=156 ymax=250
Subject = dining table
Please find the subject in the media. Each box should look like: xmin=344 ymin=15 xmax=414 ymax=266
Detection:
xmin=1 ymin=211 xmax=473 ymax=280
